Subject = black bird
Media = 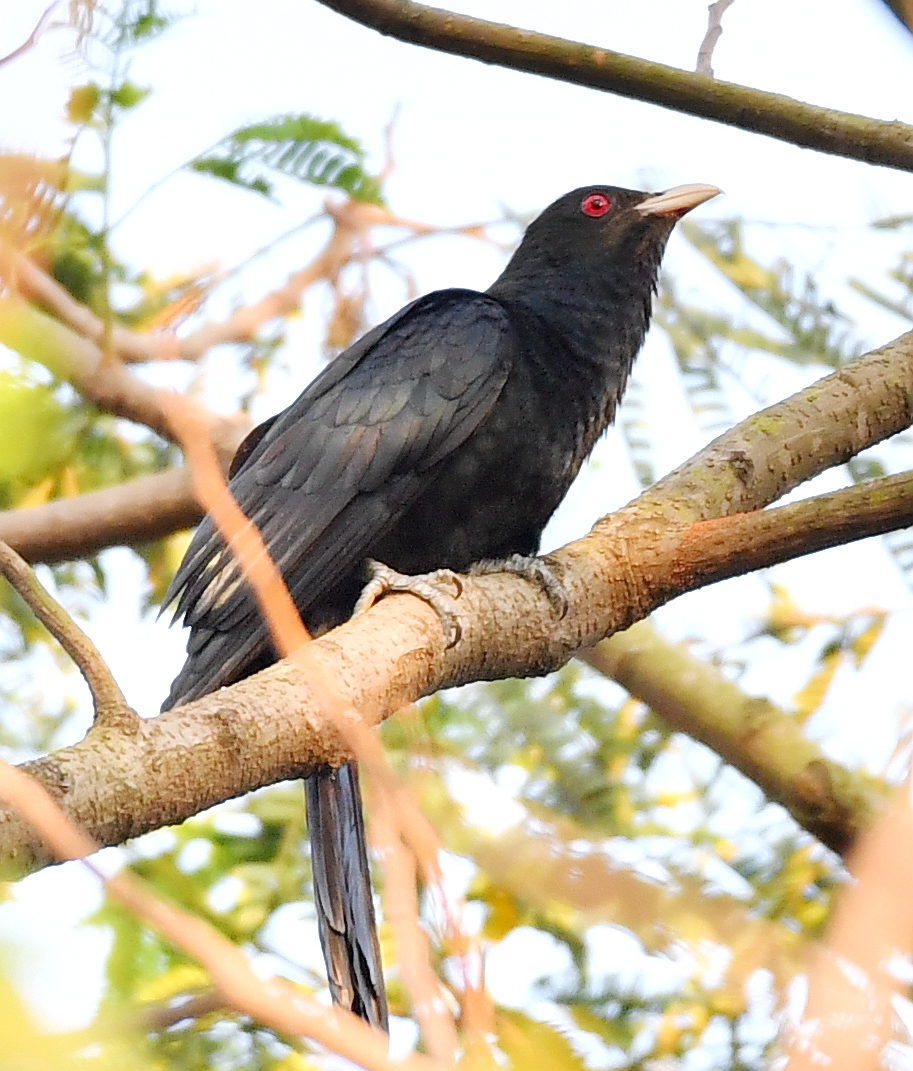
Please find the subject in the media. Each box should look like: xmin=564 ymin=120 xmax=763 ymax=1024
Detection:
xmin=161 ymin=181 xmax=720 ymax=1029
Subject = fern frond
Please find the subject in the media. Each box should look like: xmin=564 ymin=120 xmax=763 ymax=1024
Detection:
xmin=189 ymin=114 xmax=383 ymax=204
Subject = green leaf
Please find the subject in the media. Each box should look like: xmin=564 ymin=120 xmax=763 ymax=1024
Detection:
xmin=189 ymin=114 xmax=384 ymax=203
xmin=110 ymin=81 xmax=151 ymax=109
xmin=190 ymin=157 xmax=272 ymax=197
xmin=0 ymin=373 xmax=84 ymax=494
xmin=103 ymin=0 xmax=184 ymax=49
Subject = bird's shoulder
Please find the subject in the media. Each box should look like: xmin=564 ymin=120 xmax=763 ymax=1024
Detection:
xmin=231 ymin=289 xmax=517 ymax=493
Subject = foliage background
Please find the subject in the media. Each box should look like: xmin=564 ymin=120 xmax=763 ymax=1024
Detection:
xmin=1 ymin=1 xmax=913 ymax=1067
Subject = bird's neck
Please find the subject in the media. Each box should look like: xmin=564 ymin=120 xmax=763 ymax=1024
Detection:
xmin=489 ymin=265 xmax=657 ymax=401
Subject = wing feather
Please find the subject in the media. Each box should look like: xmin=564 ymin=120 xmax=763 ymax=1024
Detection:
xmin=162 ymin=289 xmax=515 ymax=710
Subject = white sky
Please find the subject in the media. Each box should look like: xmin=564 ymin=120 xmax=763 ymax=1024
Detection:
xmin=3 ymin=0 xmax=913 ymax=1045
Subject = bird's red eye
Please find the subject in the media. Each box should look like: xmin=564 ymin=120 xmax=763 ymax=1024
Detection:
xmin=581 ymin=193 xmax=610 ymax=218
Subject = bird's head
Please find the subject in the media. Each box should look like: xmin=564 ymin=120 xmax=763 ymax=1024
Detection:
xmin=488 ymin=181 xmax=721 ymax=388
xmin=494 ymin=183 xmax=721 ymax=291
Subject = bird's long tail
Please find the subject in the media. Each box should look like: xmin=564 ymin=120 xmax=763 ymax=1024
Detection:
xmin=304 ymin=762 xmax=389 ymax=1030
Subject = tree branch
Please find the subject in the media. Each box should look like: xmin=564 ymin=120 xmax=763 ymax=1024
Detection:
xmin=312 ymin=0 xmax=913 ymax=173
xmin=1 ymin=332 xmax=911 ymax=875
xmin=0 ymin=468 xmax=202 ymax=563
xmin=582 ymin=622 xmax=887 ymax=856
xmin=7 ymin=199 xmax=465 ymax=367
xmin=0 ymin=540 xmax=136 ymax=725
xmin=696 ymin=0 xmax=736 ymax=77
xmin=0 ymin=295 xmax=249 ymax=461
xmin=0 ymin=2 xmax=57 ymax=70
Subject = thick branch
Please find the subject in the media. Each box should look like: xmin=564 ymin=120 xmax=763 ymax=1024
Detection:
xmin=653 ymin=468 xmax=913 ymax=596
xmin=0 ymin=468 xmax=202 ymax=563
xmin=1 ymin=333 xmax=912 ymax=874
xmin=582 ymin=622 xmax=887 ymax=856
xmin=313 ymin=0 xmax=913 ymax=172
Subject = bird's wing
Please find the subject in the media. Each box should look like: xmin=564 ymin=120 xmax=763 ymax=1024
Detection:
xmin=162 ymin=289 xmax=514 ymax=708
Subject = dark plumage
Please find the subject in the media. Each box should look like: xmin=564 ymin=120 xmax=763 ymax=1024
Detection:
xmin=161 ymin=181 xmax=720 ymax=1029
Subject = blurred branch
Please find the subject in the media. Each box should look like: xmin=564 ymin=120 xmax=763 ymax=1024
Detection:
xmin=1 ymin=333 xmax=912 ymax=874
xmin=0 ymin=2 xmax=58 ymax=69
xmin=877 ymin=0 xmax=913 ymax=35
xmin=0 ymin=468 xmax=202 ymax=563
xmin=784 ymin=776 xmax=913 ymax=1068
xmin=139 ymin=989 xmax=224 ymax=1032
xmin=696 ymin=0 xmax=735 ymax=76
xmin=0 ymin=539 xmax=135 ymax=724
xmin=8 ymin=199 xmax=486 ymax=366
xmin=582 ymin=621 xmax=888 ymax=855
xmin=314 ymin=0 xmax=913 ymax=173
xmin=0 ymin=293 xmax=249 ymax=461
xmin=0 ymin=756 xmax=440 ymax=1071
xmin=419 ymin=760 xmax=806 ymax=999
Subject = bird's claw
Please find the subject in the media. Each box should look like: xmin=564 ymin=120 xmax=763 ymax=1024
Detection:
xmin=353 ymin=561 xmax=464 ymax=647
xmin=468 ymin=553 xmax=569 ymax=618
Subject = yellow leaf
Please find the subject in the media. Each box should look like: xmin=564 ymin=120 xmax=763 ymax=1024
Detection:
xmin=67 ymin=84 xmax=99 ymax=124
xmin=709 ymin=990 xmax=747 ymax=1018
xmin=714 ymin=838 xmax=739 ymax=861
xmin=615 ymin=698 xmax=642 ymax=740
xmin=655 ymin=1012 xmax=682 ymax=1054
xmin=272 ymin=1053 xmax=323 ymax=1071
xmin=135 ymin=963 xmax=210 ymax=1003
xmin=497 ymin=1010 xmax=586 ymax=1070
xmin=16 ymin=475 xmax=54 ymax=508
xmin=481 ymin=887 xmax=520 ymax=941
xmin=607 ymin=753 xmax=627 ymax=780
xmin=654 ymin=790 xmax=698 ymax=808
xmin=794 ymin=899 xmax=829 ymax=931
xmin=718 ymin=255 xmax=773 ymax=290
xmin=768 ymin=583 xmax=825 ymax=634
xmin=851 ymin=617 xmax=884 ymax=667
xmin=60 ymin=464 xmax=79 ymax=498
xmin=792 ymin=651 xmax=843 ymax=722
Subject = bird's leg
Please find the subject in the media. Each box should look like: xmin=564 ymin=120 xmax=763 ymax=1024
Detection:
xmin=353 ymin=560 xmax=465 ymax=646
xmin=467 ymin=553 xmax=569 ymax=618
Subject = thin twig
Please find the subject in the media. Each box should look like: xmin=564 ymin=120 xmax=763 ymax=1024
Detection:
xmin=0 ymin=2 xmax=59 ymax=70
xmin=379 ymin=104 xmax=400 ymax=183
xmin=696 ymin=0 xmax=736 ymax=77
xmin=0 ymin=540 xmax=135 ymax=725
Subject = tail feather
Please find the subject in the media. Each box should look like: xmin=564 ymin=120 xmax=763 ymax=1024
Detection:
xmin=305 ymin=763 xmax=389 ymax=1030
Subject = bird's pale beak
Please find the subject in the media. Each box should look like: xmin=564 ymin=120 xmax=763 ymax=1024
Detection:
xmin=635 ymin=184 xmax=721 ymax=218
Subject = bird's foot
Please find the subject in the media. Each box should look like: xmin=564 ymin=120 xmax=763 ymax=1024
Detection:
xmin=354 ymin=560 xmax=464 ymax=646
xmin=468 ymin=553 xmax=569 ymax=619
